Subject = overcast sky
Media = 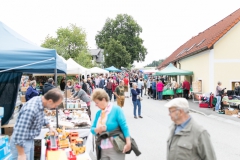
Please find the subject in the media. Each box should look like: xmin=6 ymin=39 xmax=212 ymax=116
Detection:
xmin=0 ymin=0 xmax=239 ymax=67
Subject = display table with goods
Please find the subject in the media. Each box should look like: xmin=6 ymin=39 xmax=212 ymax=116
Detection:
xmin=62 ymin=98 xmax=88 ymax=110
xmin=162 ymin=88 xmax=183 ymax=95
xmin=222 ymin=96 xmax=240 ymax=109
xmin=221 ymin=96 xmax=240 ymax=118
xmin=34 ymin=105 xmax=92 ymax=160
xmin=162 ymin=89 xmax=174 ymax=96
xmin=176 ymin=88 xmax=183 ymax=94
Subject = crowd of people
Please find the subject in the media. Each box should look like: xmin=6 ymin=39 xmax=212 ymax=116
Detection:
xmin=14 ymin=70 xmax=218 ymax=160
xmin=20 ymin=71 xmax=193 ymax=121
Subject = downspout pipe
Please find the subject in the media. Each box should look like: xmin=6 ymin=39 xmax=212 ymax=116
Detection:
xmin=178 ymin=61 xmax=181 ymax=83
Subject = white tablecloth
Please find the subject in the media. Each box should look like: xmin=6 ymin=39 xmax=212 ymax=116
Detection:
xmin=35 ymin=128 xmax=92 ymax=160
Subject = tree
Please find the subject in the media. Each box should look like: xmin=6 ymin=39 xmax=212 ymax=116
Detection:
xmin=145 ymin=59 xmax=164 ymax=67
xmin=104 ymin=38 xmax=131 ymax=69
xmin=41 ymin=24 xmax=94 ymax=68
xmin=95 ymin=14 xmax=147 ymax=67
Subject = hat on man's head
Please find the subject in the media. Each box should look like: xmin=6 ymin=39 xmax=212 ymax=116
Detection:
xmin=75 ymin=85 xmax=81 ymax=89
xmin=164 ymin=98 xmax=189 ymax=109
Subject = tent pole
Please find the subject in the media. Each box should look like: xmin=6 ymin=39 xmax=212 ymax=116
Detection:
xmin=54 ymin=69 xmax=59 ymax=129
xmin=54 ymin=69 xmax=57 ymax=87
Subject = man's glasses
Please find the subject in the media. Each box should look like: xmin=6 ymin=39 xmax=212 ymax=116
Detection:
xmin=169 ymin=109 xmax=179 ymax=114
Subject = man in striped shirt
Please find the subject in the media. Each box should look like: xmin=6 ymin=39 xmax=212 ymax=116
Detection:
xmin=10 ymin=88 xmax=63 ymax=160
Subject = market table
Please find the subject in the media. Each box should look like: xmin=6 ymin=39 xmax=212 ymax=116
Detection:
xmin=176 ymin=88 xmax=183 ymax=94
xmin=35 ymin=127 xmax=92 ymax=160
xmin=35 ymin=105 xmax=92 ymax=160
xmin=162 ymin=89 xmax=174 ymax=96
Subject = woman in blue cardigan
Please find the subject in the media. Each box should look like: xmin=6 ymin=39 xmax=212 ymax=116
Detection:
xmin=131 ymin=83 xmax=143 ymax=119
xmin=91 ymin=88 xmax=131 ymax=160
xmin=25 ymin=80 xmax=39 ymax=101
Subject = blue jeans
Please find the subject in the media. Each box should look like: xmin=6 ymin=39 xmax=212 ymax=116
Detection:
xmin=215 ymin=96 xmax=221 ymax=111
xmin=107 ymin=89 xmax=113 ymax=101
xmin=133 ymin=100 xmax=141 ymax=117
xmin=158 ymin=91 xmax=163 ymax=100
xmin=139 ymin=89 xmax=143 ymax=97
xmin=10 ymin=138 xmax=34 ymax=160
xmin=153 ymin=89 xmax=156 ymax=99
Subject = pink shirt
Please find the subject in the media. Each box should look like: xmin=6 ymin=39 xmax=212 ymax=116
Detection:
xmin=97 ymin=104 xmax=114 ymax=149
xmin=157 ymin=82 xmax=164 ymax=92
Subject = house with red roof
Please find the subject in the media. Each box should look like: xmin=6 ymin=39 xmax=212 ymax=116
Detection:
xmin=158 ymin=8 xmax=240 ymax=93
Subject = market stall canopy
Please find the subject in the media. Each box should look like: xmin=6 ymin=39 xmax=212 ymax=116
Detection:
xmin=89 ymin=67 xmax=109 ymax=74
xmin=66 ymin=58 xmax=89 ymax=75
xmin=154 ymin=63 xmax=193 ymax=76
xmin=0 ymin=21 xmax=66 ymax=125
xmin=0 ymin=21 xmax=66 ymax=73
xmin=33 ymin=56 xmax=67 ymax=76
xmin=105 ymin=66 xmax=121 ymax=72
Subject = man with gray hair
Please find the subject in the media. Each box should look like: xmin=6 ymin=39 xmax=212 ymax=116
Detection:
xmin=43 ymin=78 xmax=55 ymax=94
xmin=10 ymin=88 xmax=63 ymax=160
xmin=165 ymin=98 xmax=216 ymax=160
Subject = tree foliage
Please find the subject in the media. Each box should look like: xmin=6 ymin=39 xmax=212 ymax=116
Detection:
xmin=95 ymin=14 xmax=147 ymax=68
xmin=41 ymin=24 xmax=94 ymax=68
xmin=104 ymin=38 xmax=131 ymax=69
xmin=145 ymin=59 xmax=164 ymax=67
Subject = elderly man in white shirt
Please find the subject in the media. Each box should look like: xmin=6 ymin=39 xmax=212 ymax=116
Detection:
xmin=137 ymin=78 xmax=144 ymax=97
xmin=95 ymin=75 xmax=100 ymax=88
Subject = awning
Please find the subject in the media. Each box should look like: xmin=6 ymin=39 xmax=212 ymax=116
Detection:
xmin=154 ymin=63 xmax=193 ymax=76
xmin=105 ymin=66 xmax=121 ymax=72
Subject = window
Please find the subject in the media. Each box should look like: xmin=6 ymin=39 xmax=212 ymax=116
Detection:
xmin=196 ymin=39 xmax=206 ymax=47
xmin=186 ymin=44 xmax=196 ymax=52
xmin=176 ymin=48 xmax=188 ymax=57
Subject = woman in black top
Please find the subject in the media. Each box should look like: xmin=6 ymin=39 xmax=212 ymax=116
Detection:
xmin=82 ymin=79 xmax=89 ymax=94
xmin=60 ymin=78 xmax=66 ymax=91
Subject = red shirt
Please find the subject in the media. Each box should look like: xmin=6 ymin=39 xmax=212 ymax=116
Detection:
xmin=123 ymin=78 xmax=129 ymax=85
xmin=182 ymin=80 xmax=190 ymax=90
xmin=112 ymin=83 xmax=118 ymax=92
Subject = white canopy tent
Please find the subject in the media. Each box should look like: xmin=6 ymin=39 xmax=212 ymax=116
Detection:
xmin=142 ymin=69 xmax=158 ymax=74
xmin=33 ymin=57 xmax=90 ymax=78
xmin=89 ymin=67 xmax=109 ymax=74
xmin=66 ymin=58 xmax=90 ymax=79
xmin=66 ymin=58 xmax=89 ymax=75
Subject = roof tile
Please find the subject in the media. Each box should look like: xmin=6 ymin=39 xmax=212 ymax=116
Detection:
xmin=158 ymin=8 xmax=240 ymax=69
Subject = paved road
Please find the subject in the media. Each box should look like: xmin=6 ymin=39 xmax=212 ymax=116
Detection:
xmin=90 ymin=94 xmax=240 ymax=160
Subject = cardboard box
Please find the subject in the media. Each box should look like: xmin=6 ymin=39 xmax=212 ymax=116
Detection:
xmin=1 ymin=124 xmax=14 ymax=136
xmin=225 ymin=109 xmax=239 ymax=115
xmin=20 ymin=95 xmax=26 ymax=102
xmin=64 ymin=90 xmax=72 ymax=98
xmin=47 ymin=150 xmax=68 ymax=160
xmin=21 ymin=87 xmax=28 ymax=92
xmin=193 ymin=93 xmax=201 ymax=101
